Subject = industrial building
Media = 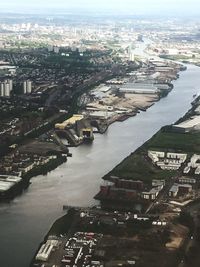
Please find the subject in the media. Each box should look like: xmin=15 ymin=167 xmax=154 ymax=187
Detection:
xmin=0 ymin=175 xmax=22 ymax=197
xmin=119 ymin=82 xmax=158 ymax=95
xmin=109 ymin=176 xmax=144 ymax=190
xmin=35 ymin=239 xmax=60 ymax=262
xmin=169 ymin=183 xmax=192 ymax=198
xmin=55 ymin=114 xmax=94 ymax=145
xmin=88 ymin=111 xmax=116 ymax=120
xmin=90 ymin=84 xmax=111 ymax=99
xmin=173 ymin=115 xmax=200 ymax=133
xmin=35 ymin=232 xmax=103 ymax=267
xmin=95 ymin=177 xmax=145 ymax=203
xmin=55 ymin=114 xmax=84 ymax=130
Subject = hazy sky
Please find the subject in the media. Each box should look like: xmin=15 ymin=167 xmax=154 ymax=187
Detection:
xmin=0 ymin=0 xmax=200 ymax=15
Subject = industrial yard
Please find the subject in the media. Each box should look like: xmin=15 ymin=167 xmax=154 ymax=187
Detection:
xmin=79 ymin=59 xmax=183 ymax=129
xmin=54 ymin=59 xmax=185 ymax=146
xmin=31 ymin=96 xmax=200 ymax=267
xmin=32 ymin=207 xmax=190 ymax=267
xmin=94 ymin=96 xmax=200 ymax=212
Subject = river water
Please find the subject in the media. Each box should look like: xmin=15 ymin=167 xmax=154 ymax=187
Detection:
xmin=0 ymin=64 xmax=200 ymax=267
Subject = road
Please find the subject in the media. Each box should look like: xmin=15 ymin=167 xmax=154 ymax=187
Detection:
xmin=145 ymin=178 xmax=176 ymax=214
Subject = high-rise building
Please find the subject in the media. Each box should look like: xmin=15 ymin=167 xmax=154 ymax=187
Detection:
xmin=53 ymin=46 xmax=59 ymax=54
xmin=9 ymin=80 xmax=13 ymax=91
xmin=23 ymin=80 xmax=32 ymax=94
xmin=71 ymin=45 xmax=77 ymax=52
xmin=27 ymin=80 xmax=32 ymax=94
xmin=128 ymin=45 xmax=135 ymax=62
xmin=129 ymin=51 xmax=135 ymax=62
xmin=0 ymin=83 xmax=4 ymax=97
xmin=23 ymin=81 xmax=27 ymax=94
xmin=4 ymin=82 xmax=11 ymax=97
xmin=48 ymin=45 xmax=53 ymax=52
xmin=0 ymin=81 xmax=11 ymax=97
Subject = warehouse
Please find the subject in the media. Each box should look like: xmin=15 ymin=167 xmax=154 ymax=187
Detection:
xmin=173 ymin=116 xmax=200 ymax=133
xmin=55 ymin=114 xmax=84 ymax=130
xmin=0 ymin=175 xmax=22 ymax=197
xmin=119 ymin=82 xmax=158 ymax=94
xmin=36 ymin=239 xmax=59 ymax=262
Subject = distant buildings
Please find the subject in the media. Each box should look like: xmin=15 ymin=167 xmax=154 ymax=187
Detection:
xmin=128 ymin=44 xmax=135 ymax=62
xmin=183 ymin=154 xmax=200 ymax=175
xmin=178 ymin=177 xmax=196 ymax=184
xmin=23 ymin=80 xmax=32 ymax=94
xmin=0 ymin=79 xmax=13 ymax=98
xmin=169 ymin=183 xmax=192 ymax=198
xmin=129 ymin=51 xmax=135 ymax=62
xmin=53 ymin=46 xmax=60 ymax=54
xmin=96 ymin=177 xmax=144 ymax=202
xmin=0 ymin=175 xmax=22 ymax=197
xmin=119 ymin=83 xmax=158 ymax=95
xmin=141 ymin=179 xmax=165 ymax=200
xmin=48 ymin=45 xmax=60 ymax=53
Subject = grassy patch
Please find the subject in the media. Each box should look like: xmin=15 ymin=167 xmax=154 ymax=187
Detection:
xmin=48 ymin=209 xmax=76 ymax=236
xmin=144 ymin=129 xmax=200 ymax=153
xmin=107 ymin=152 xmax=177 ymax=183
xmin=106 ymin=128 xmax=200 ymax=183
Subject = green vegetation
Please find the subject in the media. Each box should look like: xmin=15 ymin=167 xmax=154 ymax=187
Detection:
xmin=158 ymin=89 xmax=170 ymax=98
xmin=160 ymin=55 xmax=192 ymax=61
xmin=160 ymin=54 xmax=200 ymax=67
xmin=47 ymin=209 xmax=76 ymax=235
xmin=106 ymin=149 xmax=177 ymax=183
xmin=42 ymin=53 xmax=94 ymax=71
xmin=80 ymin=217 xmax=153 ymax=237
xmin=145 ymin=128 xmax=200 ymax=153
xmin=105 ymin=124 xmax=200 ymax=183
xmin=14 ymin=40 xmax=48 ymax=49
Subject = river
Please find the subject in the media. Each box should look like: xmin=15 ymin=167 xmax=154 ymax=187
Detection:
xmin=0 ymin=64 xmax=200 ymax=267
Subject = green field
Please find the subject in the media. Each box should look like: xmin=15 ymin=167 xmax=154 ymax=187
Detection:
xmin=145 ymin=128 xmax=200 ymax=153
xmin=105 ymin=127 xmax=200 ymax=183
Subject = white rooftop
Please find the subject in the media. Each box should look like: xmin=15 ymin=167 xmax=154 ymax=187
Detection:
xmin=0 ymin=175 xmax=22 ymax=192
xmin=174 ymin=116 xmax=200 ymax=130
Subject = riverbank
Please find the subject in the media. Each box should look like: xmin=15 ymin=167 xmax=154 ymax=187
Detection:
xmin=31 ymin=206 xmax=188 ymax=267
xmin=0 ymin=154 xmax=67 ymax=201
xmin=30 ymin=95 xmax=200 ymax=267
xmin=78 ymin=60 xmax=184 ymax=137
xmin=1 ymin=63 xmax=200 ymax=267
xmin=56 ymin=59 xmax=185 ymax=146
xmin=160 ymin=55 xmax=200 ymax=68
xmin=95 ymin=95 xmax=200 ymax=211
